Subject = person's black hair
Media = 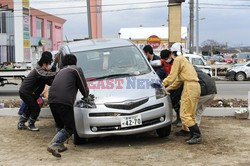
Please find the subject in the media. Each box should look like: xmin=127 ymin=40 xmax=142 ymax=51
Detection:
xmin=38 ymin=51 xmax=53 ymax=67
xmin=160 ymin=49 xmax=171 ymax=59
xmin=172 ymin=51 xmax=178 ymax=56
xmin=143 ymin=45 xmax=153 ymax=54
xmin=62 ymin=54 xmax=77 ymax=67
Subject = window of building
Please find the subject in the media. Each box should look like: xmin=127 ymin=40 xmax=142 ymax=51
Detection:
xmin=2 ymin=13 xmax=6 ymax=33
xmin=0 ymin=12 xmax=7 ymax=33
xmin=47 ymin=21 xmax=52 ymax=39
xmin=0 ymin=14 xmax=2 ymax=33
xmin=36 ymin=18 xmax=43 ymax=37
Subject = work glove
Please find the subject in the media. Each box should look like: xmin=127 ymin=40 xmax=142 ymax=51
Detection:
xmin=162 ymin=78 xmax=168 ymax=88
xmin=82 ymin=94 xmax=95 ymax=103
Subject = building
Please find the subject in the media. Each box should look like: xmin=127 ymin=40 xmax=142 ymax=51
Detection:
xmin=119 ymin=26 xmax=187 ymax=55
xmin=0 ymin=0 xmax=66 ymax=65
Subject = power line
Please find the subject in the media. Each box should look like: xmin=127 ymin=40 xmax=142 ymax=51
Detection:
xmin=2 ymin=4 xmax=170 ymax=18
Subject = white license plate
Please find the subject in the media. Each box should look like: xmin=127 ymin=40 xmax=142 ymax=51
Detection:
xmin=121 ymin=114 xmax=142 ymax=128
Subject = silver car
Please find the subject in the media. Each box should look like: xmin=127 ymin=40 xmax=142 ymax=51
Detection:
xmin=59 ymin=39 xmax=172 ymax=144
xmin=226 ymin=62 xmax=250 ymax=81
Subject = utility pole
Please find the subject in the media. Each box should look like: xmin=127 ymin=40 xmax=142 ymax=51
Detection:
xmin=168 ymin=0 xmax=185 ymax=47
xmin=196 ymin=0 xmax=199 ymax=54
xmin=87 ymin=0 xmax=92 ymax=39
xmin=189 ymin=0 xmax=194 ymax=53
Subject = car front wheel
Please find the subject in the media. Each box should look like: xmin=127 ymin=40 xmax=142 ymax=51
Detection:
xmin=73 ymin=131 xmax=88 ymax=145
xmin=156 ymin=125 xmax=171 ymax=138
xmin=235 ymin=72 xmax=246 ymax=81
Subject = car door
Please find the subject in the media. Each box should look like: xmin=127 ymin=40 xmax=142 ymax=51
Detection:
xmin=245 ymin=63 xmax=250 ymax=78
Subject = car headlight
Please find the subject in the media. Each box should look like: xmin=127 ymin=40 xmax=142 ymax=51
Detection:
xmin=155 ymin=88 xmax=167 ymax=99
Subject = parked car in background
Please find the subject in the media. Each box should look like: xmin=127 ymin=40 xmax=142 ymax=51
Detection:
xmin=226 ymin=62 xmax=250 ymax=81
xmin=59 ymin=38 xmax=173 ymax=144
xmin=185 ymin=54 xmax=213 ymax=77
xmin=202 ymin=55 xmax=212 ymax=61
xmin=211 ymin=55 xmax=225 ymax=62
xmin=224 ymin=55 xmax=233 ymax=64
xmin=234 ymin=53 xmax=250 ymax=64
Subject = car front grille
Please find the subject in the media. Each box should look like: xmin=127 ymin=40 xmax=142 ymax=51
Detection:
xmin=89 ymin=103 xmax=164 ymax=117
xmin=91 ymin=116 xmax=164 ymax=132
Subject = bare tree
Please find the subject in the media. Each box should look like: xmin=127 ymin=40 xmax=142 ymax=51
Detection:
xmin=201 ymin=40 xmax=226 ymax=55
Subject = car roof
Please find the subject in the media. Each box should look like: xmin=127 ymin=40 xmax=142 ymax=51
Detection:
xmin=62 ymin=38 xmax=134 ymax=53
xmin=184 ymin=54 xmax=203 ymax=58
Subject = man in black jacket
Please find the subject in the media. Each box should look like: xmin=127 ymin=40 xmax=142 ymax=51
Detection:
xmin=143 ymin=45 xmax=166 ymax=80
xmin=18 ymin=51 xmax=56 ymax=131
xmin=47 ymin=54 xmax=89 ymax=158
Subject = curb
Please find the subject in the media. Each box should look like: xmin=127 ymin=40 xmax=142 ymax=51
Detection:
xmin=0 ymin=107 xmax=249 ymax=120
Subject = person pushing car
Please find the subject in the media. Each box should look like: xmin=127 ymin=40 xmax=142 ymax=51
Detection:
xmin=162 ymin=43 xmax=202 ymax=144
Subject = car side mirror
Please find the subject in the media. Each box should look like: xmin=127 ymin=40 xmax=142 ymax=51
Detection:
xmin=150 ymin=60 xmax=162 ymax=67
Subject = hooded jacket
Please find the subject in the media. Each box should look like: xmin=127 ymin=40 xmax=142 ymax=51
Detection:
xmin=48 ymin=65 xmax=89 ymax=107
xmin=19 ymin=66 xmax=56 ymax=98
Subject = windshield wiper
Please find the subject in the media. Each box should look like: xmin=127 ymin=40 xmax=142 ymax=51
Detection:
xmin=89 ymin=73 xmax=136 ymax=81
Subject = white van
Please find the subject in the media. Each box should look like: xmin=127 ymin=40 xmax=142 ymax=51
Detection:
xmin=184 ymin=54 xmax=213 ymax=77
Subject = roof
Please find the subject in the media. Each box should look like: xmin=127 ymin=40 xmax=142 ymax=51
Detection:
xmin=0 ymin=1 xmax=66 ymax=24
xmin=65 ymin=38 xmax=134 ymax=53
xmin=30 ymin=7 xmax=66 ymax=24
xmin=119 ymin=27 xmax=187 ymax=40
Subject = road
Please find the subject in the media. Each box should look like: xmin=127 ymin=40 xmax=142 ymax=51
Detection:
xmin=0 ymin=81 xmax=250 ymax=100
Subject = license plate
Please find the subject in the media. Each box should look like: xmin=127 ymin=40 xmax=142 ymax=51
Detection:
xmin=121 ymin=114 xmax=142 ymax=128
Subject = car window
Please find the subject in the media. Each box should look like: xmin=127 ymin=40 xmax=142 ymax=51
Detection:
xmin=238 ymin=54 xmax=250 ymax=59
xmin=185 ymin=57 xmax=190 ymax=61
xmin=73 ymin=46 xmax=151 ymax=79
xmin=247 ymin=63 xmax=250 ymax=67
xmin=192 ymin=58 xmax=205 ymax=66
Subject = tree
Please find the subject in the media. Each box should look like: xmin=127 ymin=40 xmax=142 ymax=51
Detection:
xmin=201 ymin=40 xmax=226 ymax=55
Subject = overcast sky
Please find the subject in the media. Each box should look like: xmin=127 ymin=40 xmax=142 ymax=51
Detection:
xmin=31 ymin=0 xmax=250 ymax=47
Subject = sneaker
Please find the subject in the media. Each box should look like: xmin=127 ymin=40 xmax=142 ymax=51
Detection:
xmin=17 ymin=122 xmax=27 ymax=130
xmin=28 ymin=124 xmax=39 ymax=131
xmin=175 ymin=130 xmax=190 ymax=136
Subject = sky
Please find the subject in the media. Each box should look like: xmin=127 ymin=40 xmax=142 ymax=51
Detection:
xmin=30 ymin=0 xmax=250 ymax=47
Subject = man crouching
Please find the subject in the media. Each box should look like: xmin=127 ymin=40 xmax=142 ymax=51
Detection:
xmin=47 ymin=54 xmax=89 ymax=157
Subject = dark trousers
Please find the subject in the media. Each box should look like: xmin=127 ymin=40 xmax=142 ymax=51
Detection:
xmin=170 ymin=85 xmax=183 ymax=116
xmin=19 ymin=92 xmax=40 ymax=121
xmin=49 ymin=103 xmax=76 ymax=136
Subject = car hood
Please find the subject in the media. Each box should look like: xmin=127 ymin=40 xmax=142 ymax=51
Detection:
xmin=76 ymin=72 xmax=160 ymax=105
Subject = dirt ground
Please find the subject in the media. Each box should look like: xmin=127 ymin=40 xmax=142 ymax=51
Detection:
xmin=0 ymin=117 xmax=249 ymax=166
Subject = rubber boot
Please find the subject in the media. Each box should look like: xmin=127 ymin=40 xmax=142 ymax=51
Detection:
xmin=47 ymin=129 xmax=70 ymax=158
xmin=17 ymin=115 xmax=28 ymax=130
xmin=28 ymin=118 xmax=39 ymax=131
xmin=186 ymin=124 xmax=202 ymax=144
xmin=55 ymin=128 xmax=68 ymax=152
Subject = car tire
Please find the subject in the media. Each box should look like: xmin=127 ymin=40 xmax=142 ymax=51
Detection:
xmin=156 ymin=125 xmax=171 ymax=138
xmin=235 ymin=72 xmax=246 ymax=81
xmin=73 ymin=131 xmax=88 ymax=145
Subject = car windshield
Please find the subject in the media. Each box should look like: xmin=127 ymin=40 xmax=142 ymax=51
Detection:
xmin=73 ymin=46 xmax=151 ymax=79
xmin=192 ymin=58 xmax=205 ymax=66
